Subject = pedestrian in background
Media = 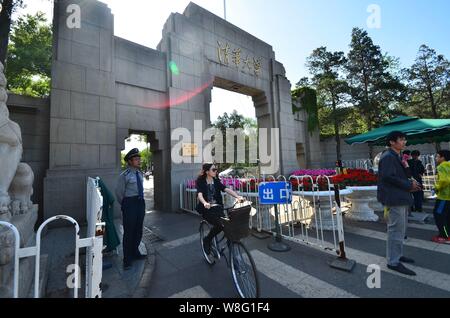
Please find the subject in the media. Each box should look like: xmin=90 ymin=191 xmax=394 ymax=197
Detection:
xmin=409 ymin=150 xmax=425 ymax=212
xmin=431 ymin=150 xmax=450 ymax=243
xmin=377 ymin=131 xmax=421 ymax=276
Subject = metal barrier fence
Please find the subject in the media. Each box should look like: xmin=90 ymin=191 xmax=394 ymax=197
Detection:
xmin=180 ymin=175 xmax=349 ymax=257
xmin=420 ymin=154 xmax=437 ymax=194
xmin=342 ymin=159 xmax=374 ymax=171
xmin=0 ymin=178 xmax=104 ymax=298
xmin=0 ymin=216 xmax=103 ymax=298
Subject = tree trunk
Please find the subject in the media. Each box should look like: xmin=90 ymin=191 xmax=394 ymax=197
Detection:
xmin=0 ymin=0 xmax=14 ymax=65
xmin=362 ymin=70 xmax=374 ymax=159
xmin=427 ymin=85 xmax=438 ymax=119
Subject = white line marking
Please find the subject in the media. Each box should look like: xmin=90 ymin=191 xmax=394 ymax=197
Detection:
xmin=251 ymin=250 xmax=358 ymax=298
xmin=169 ymin=285 xmax=211 ymax=298
xmin=344 ymin=225 xmax=450 ymax=254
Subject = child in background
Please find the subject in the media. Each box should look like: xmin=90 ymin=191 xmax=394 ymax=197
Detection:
xmin=431 ymin=150 xmax=450 ymax=243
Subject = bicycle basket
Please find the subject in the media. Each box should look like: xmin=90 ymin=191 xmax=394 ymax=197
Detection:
xmin=222 ymin=204 xmax=252 ymax=242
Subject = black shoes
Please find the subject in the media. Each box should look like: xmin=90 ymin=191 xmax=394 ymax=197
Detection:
xmin=387 ymin=263 xmax=416 ymax=276
xmin=399 ymin=256 xmax=415 ymax=264
xmin=203 ymin=237 xmax=211 ymax=255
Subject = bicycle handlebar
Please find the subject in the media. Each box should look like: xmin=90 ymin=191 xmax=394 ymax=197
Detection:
xmin=209 ymin=199 xmax=250 ymax=211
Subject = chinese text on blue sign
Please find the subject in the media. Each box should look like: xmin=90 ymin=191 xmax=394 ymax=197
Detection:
xmin=258 ymin=182 xmax=292 ymax=205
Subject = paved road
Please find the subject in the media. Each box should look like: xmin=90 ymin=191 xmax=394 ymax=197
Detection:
xmin=142 ymin=207 xmax=450 ymax=298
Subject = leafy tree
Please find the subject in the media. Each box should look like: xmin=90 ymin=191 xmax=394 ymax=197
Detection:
xmin=346 ymin=27 xmax=405 ymax=157
xmin=212 ymin=110 xmax=257 ymax=171
xmin=140 ymin=148 xmax=152 ymax=172
xmin=0 ymin=0 xmax=24 ymax=65
xmin=6 ymin=12 xmax=52 ymax=97
xmin=403 ymin=45 xmax=450 ymax=119
xmin=213 ymin=110 xmax=247 ymax=131
xmin=120 ymin=148 xmax=152 ymax=171
xmin=292 ymin=86 xmax=319 ymax=133
xmin=120 ymin=153 xmax=126 ymax=169
xmin=304 ymin=47 xmax=349 ymax=161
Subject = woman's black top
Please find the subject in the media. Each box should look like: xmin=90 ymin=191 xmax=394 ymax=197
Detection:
xmin=196 ymin=178 xmax=227 ymax=213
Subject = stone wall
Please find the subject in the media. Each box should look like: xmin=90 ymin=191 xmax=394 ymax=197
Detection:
xmin=114 ymin=36 xmax=170 ymax=212
xmin=292 ymin=101 xmax=322 ymax=171
xmin=7 ymin=94 xmax=50 ymax=223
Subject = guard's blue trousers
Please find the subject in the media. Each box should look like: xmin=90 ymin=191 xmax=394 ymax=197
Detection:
xmin=121 ymin=196 xmax=145 ymax=264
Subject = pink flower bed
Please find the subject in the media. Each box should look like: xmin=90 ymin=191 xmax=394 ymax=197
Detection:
xmin=291 ymin=169 xmax=336 ymax=177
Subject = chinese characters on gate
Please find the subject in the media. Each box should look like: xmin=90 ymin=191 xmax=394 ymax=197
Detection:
xmin=217 ymin=41 xmax=262 ymax=77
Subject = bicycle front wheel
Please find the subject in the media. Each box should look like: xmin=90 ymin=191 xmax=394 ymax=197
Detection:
xmin=230 ymin=242 xmax=260 ymax=298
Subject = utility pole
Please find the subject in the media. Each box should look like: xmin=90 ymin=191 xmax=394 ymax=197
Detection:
xmin=223 ymin=0 xmax=227 ymax=20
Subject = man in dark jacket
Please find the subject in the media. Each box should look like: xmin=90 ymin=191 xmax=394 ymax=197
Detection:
xmin=377 ymin=131 xmax=421 ymax=276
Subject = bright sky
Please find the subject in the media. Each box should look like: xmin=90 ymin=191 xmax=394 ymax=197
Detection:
xmin=16 ymin=0 xmax=450 ymax=123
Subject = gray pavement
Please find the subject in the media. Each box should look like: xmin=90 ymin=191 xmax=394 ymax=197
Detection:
xmin=39 ymin=178 xmax=449 ymax=298
xmin=40 ymin=177 xmax=157 ymax=298
xmin=144 ymin=206 xmax=450 ymax=298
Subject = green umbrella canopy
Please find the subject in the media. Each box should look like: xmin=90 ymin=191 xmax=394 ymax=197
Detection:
xmin=345 ymin=116 xmax=450 ymax=146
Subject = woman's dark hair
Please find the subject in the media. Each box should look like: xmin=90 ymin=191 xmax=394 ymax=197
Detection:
xmin=438 ymin=150 xmax=450 ymax=161
xmin=386 ymin=131 xmax=407 ymax=147
xmin=197 ymin=163 xmax=214 ymax=181
xmin=403 ymin=150 xmax=411 ymax=155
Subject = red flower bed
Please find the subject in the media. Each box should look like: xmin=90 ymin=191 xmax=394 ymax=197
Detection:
xmin=331 ymin=169 xmax=378 ymax=187
xmin=290 ymin=176 xmax=334 ymax=191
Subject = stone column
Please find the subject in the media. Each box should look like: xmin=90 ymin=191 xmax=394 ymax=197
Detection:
xmin=271 ymin=60 xmax=297 ymax=176
xmin=44 ymin=0 xmax=117 ymax=223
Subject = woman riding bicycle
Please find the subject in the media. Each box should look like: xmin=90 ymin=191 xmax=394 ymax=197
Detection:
xmin=196 ymin=163 xmax=244 ymax=254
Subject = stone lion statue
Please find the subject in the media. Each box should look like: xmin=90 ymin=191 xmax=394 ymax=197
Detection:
xmin=0 ymin=62 xmax=34 ymax=221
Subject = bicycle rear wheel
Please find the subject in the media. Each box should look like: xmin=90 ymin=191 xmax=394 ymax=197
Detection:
xmin=230 ymin=242 xmax=260 ymax=298
xmin=199 ymin=221 xmax=215 ymax=265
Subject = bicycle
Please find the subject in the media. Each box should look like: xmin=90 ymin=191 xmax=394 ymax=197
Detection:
xmin=199 ymin=200 xmax=260 ymax=298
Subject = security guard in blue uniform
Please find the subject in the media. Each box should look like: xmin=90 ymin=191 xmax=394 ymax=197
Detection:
xmin=115 ymin=148 xmax=146 ymax=270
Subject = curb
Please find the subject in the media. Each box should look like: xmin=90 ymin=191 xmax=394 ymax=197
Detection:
xmin=132 ymin=234 xmax=156 ymax=298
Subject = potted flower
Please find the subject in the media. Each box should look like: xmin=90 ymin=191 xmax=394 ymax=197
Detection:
xmin=331 ymin=169 xmax=378 ymax=188
xmin=332 ymin=169 xmax=379 ymax=222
